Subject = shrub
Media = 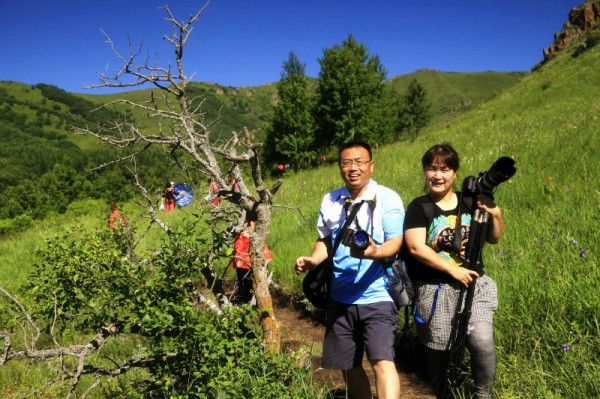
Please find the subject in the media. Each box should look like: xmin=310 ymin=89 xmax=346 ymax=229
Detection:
xmin=22 ymin=217 xmax=320 ymax=398
xmin=0 ymin=214 xmax=33 ymax=237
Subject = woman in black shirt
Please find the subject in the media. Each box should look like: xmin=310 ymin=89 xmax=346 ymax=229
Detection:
xmin=404 ymin=144 xmax=504 ymax=399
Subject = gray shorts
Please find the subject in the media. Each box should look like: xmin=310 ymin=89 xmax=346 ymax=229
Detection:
xmin=414 ymin=275 xmax=498 ymax=350
xmin=322 ymin=300 xmax=398 ymax=370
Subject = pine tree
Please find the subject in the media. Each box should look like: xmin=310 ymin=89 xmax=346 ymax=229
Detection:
xmin=315 ymin=35 xmax=387 ymax=150
xmin=265 ymin=52 xmax=316 ymax=170
xmin=397 ymin=78 xmax=431 ymax=140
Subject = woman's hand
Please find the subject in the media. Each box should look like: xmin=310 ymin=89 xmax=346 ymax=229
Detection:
xmin=477 ymin=195 xmax=504 ymax=243
xmin=477 ymin=195 xmax=501 ymax=218
xmin=448 ymin=266 xmax=480 ymax=287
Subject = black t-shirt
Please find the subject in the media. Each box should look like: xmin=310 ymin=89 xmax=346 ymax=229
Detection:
xmin=403 ymin=194 xmax=480 ymax=283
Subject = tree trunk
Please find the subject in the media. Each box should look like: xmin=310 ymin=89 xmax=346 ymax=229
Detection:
xmin=252 ymin=262 xmax=280 ymax=352
xmin=250 ymin=203 xmax=280 ymax=352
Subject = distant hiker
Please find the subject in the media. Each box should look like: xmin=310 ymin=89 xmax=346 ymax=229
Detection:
xmin=108 ymin=201 xmax=128 ymax=229
xmin=403 ymin=144 xmax=504 ymax=399
xmin=230 ymin=218 xmax=272 ymax=304
xmin=295 ymin=141 xmax=404 ymax=399
xmin=223 ymin=174 xmax=241 ymax=201
xmin=162 ymin=181 xmax=178 ymax=214
xmin=225 ymin=173 xmax=240 ymax=194
xmin=208 ymin=178 xmax=221 ymax=207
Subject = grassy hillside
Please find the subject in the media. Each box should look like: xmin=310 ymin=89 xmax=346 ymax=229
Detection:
xmin=388 ymin=69 xmax=527 ymax=121
xmin=268 ymin=36 xmax=600 ymax=397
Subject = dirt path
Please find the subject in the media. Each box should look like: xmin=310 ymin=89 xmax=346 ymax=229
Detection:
xmin=274 ymin=299 xmax=434 ymax=398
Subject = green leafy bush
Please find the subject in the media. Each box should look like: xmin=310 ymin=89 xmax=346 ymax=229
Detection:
xmin=23 ymin=216 xmax=319 ymax=398
xmin=0 ymin=214 xmax=34 ymax=237
xmin=147 ymin=305 xmax=314 ymax=399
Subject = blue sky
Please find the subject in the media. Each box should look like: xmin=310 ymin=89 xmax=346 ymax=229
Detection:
xmin=0 ymin=0 xmax=583 ymax=93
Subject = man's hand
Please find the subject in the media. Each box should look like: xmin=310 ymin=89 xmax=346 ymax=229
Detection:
xmin=350 ymin=237 xmax=377 ymax=259
xmin=296 ymin=239 xmax=330 ymax=273
xmin=295 ymin=256 xmax=319 ymax=273
xmin=350 ymin=236 xmax=403 ymax=261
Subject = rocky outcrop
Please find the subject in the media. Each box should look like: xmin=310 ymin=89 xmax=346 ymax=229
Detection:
xmin=541 ymin=1 xmax=600 ymax=62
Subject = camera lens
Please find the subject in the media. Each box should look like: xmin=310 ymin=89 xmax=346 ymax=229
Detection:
xmin=462 ymin=157 xmax=516 ymax=203
xmin=478 ymin=156 xmax=516 ymax=192
xmin=352 ymin=230 xmax=370 ymax=250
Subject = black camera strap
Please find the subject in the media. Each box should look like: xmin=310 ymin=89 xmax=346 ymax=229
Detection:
xmin=451 ymin=192 xmax=464 ymax=255
xmin=331 ymin=199 xmax=366 ymax=256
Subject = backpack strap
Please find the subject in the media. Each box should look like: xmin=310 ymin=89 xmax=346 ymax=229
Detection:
xmin=420 ymin=200 xmax=436 ymax=225
xmin=420 ymin=193 xmax=473 ymax=223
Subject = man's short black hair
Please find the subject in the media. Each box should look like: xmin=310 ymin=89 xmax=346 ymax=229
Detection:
xmin=338 ymin=141 xmax=372 ymax=160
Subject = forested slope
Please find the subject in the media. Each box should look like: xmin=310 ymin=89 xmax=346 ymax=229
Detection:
xmin=0 ymin=71 xmax=522 ymax=233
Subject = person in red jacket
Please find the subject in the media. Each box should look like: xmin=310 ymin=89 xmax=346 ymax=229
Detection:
xmin=108 ymin=201 xmax=128 ymax=229
xmin=162 ymin=182 xmax=178 ymax=214
xmin=230 ymin=219 xmax=272 ymax=304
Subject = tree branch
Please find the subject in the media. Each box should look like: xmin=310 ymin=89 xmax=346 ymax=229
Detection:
xmin=0 ymin=321 xmax=119 ymax=382
xmin=82 ymin=352 xmax=178 ymax=376
xmin=0 ymin=286 xmax=40 ymax=350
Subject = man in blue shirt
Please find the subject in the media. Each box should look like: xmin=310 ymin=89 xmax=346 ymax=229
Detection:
xmin=296 ymin=141 xmax=404 ymax=399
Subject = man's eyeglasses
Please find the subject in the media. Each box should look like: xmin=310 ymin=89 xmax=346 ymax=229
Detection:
xmin=339 ymin=158 xmax=371 ymax=168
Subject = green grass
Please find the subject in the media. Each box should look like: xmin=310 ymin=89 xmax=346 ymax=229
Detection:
xmin=0 ymin=199 xmax=105 ymax=291
xmin=78 ymin=81 xmax=278 ymax=142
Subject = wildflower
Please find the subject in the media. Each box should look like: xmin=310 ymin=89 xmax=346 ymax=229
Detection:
xmin=569 ymin=238 xmax=577 ymax=246
xmin=579 ymin=248 xmax=587 ymax=259
xmin=561 ymin=343 xmax=570 ymax=352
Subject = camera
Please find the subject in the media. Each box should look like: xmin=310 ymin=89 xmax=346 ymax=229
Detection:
xmin=341 ymin=228 xmax=370 ymax=251
xmin=462 ymin=156 xmax=516 ymax=197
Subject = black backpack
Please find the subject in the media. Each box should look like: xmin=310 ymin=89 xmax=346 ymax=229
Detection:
xmin=302 ymin=201 xmax=366 ymax=309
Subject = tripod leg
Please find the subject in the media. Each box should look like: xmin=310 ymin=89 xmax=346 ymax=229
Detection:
xmin=425 ymin=347 xmax=450 ymax=398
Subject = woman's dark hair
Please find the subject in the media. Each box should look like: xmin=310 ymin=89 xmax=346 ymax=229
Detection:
xmin=421 ymin=143 xmax=460 ymax=171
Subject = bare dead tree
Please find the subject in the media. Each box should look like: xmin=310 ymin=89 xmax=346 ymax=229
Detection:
xmin=75 ymin=3 xmax=283 ymax=351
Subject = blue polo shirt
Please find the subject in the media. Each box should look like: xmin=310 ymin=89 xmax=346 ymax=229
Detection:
xmin=317 ymin=179 xmax=404 ymax=304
